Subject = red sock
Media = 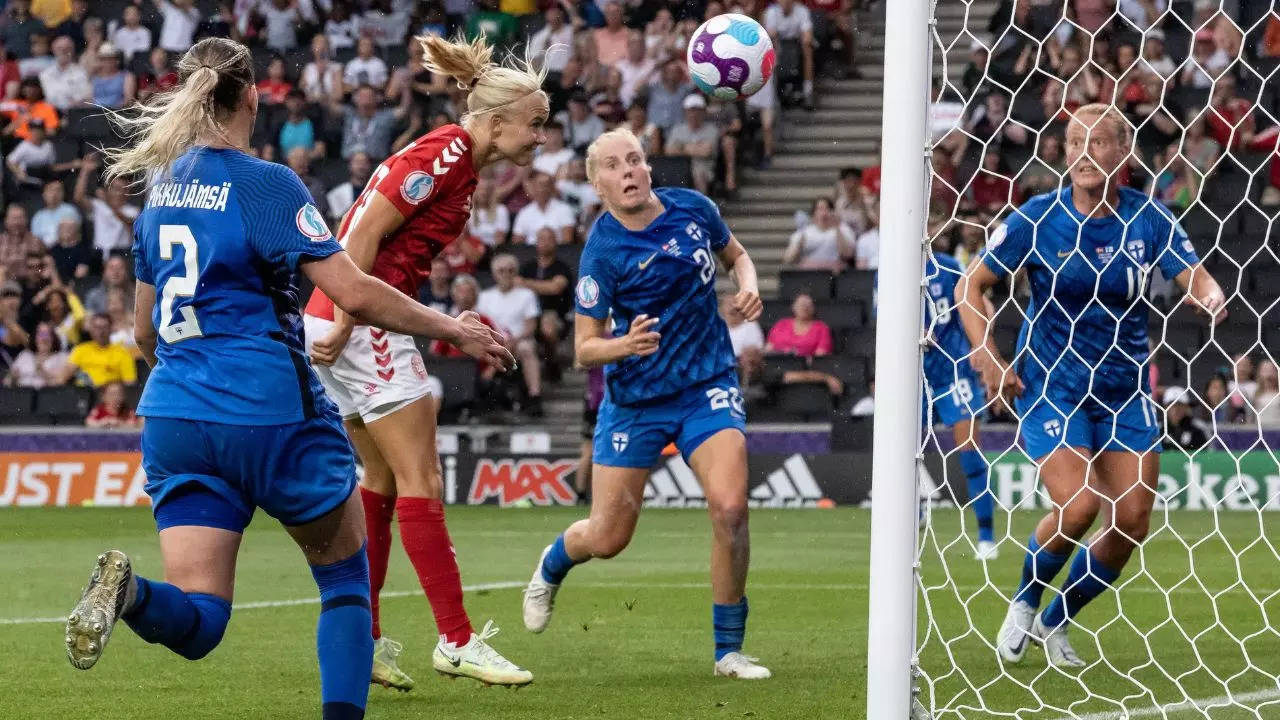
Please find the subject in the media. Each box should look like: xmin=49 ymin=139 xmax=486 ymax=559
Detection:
xmin=360 ymin=486 xmax=396 ymax=640
xmin=396 ymin=497 xmax=473 ymax=646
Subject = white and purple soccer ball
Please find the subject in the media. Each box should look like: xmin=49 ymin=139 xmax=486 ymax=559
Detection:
xmin=686 ymin=13 xmax=775 ymax=101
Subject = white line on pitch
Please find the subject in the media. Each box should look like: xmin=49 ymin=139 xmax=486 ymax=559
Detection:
xmin=1047 ymin=686 xmax=1280 ymax=720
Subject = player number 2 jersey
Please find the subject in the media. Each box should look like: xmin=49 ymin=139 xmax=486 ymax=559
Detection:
xmin=575 ymin=187 xmax=736 ymax=406
xmin=133 ymin=147 xmax=345 ymax=425
xmin=305 ymin=124 xmax=477 ymax=320
xmin=980 ymin=186 xmax=1199 ymax=405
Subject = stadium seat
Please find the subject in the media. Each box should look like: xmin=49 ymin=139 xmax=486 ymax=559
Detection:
xmin=420 ymin=355 xmax=478 ymax=413
xmin=838 ymin=325 xmax=875 ymax=357
xmin=745 ymin=394 xmax=789 ymax=423
xmin=1179 ymin=205 xmax=1220 ymax=243
xmin=816 ymin=300 xmax=865 ymax=330
xmin=763 ymin=353 xmax=806 ymax=374
xmin=0 ymin=387 xmax=37 ymax=425
xmin=1206 ymin=322 xmax=1262 ymax=357
xmin=775 ymin=382 xmax=833 ymax=421
xmin=779 ymin=269 xmax=834 ymax=301
xmin=556 ymin=243 xmax=582 ymax=277
xmin=34 ymin=386 xmax=93 ymax=426
xmin=835 ymin=270 xmax=875 ymax=303
xmin=812 ymin=354 xmax=869 ymax=394
xmin=316 ymin=157 xmax=348 ymax=190
xmin=648 ymin=156 xmax=693 ymax=188
xmin=760 ymin=298 xmax=792 ymax=330
xmin=502 ymin=243 xmax=537 ymax=268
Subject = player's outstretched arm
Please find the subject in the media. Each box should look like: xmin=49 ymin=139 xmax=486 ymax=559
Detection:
xmin=310 ymin=192 xmax=407 ymax=366
xmin=955 ymin=258 xmax=1024 ymax=405
xmin=304 ymin=251 xmax=515 ymax=372
xmin=717 ymin=236 xmax=762 ymax=321
xmin=1173 ymin=265 xmax=1228 ymax=325
xmin=134 ymin=281 xmax=158 ymax=368
xmin=574 ymin=312 xmax=660 ymax=369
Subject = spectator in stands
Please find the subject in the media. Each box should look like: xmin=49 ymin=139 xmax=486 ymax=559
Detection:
xmin=557 ymin=156 xmax=600 ymax=229
xmin=1253 ymin=361 xmax=1280 ymax=427
xmin=6 ymin=76 xmax=59 ymax=142
xmin=110 ymin=4 xmax=151 ymax=63
xmin=1179 ymin=28 xmax=1227 ymax=89
xmin=593 ymin=1 xmax=629 ymax=66
xmin=529 ymin=5 xmax=574 ymax=74
xmin=1228 ymin=351 xmax=1256 ymax=418
xmin=533 ymin=121 xmax=576 ymax=178
xmin=968 ymin=150 xmax=1017 ymax=212
xmin=468 ymin=173 xmax=511 ymax=247
xmin=6 ymin=117 xmax=52 ymax=183
xmin=1019 ymin=134 xmax=1064 ymax=196
xmin=18 ymin=32 xmax=53 ymax=79
xmin=764 ymin=0 xmax=815 ymax=109
xmin=323 ymin=1 xmax=359 ymax=52
xmin=343 ymin=36 xmax=389 ymax=93
xmin=665 ymin=94 xmax=720 ymax=195
xmin=277 ymin=89 xmax=323 ymax=157
xmin=3 ymin=0 xmax=45 ymax=59
xmin=256 ymin=56 xmax=293 ymax=105
xmin=258 ymin=0 xmax=313 ymax=53
xmin=557 ymin=88 xmax=605 ymax=153
xmin=300 ymin=34 xmax=343 ymax=105
xmin=104 ymin=286 xmax=137 ymax=357
xmin=84 ymin=254 xmax=131 ymax=315
xmin=722 ymin=291 xmax=764 ymax=367
xmin=285 ymin=147 xmax=329 ymax=218
xmin=74 ymin=154 xmax=139 ymax=261
xmin=4 ymin=320 xmax=65 ymax=388
xmin=420 ymin=256 xmax=453 ymax=313
xmin=765 ymin=292 xmax=833 ymax=358
xmin=157 ymin=0 xmax=200 ymax=53
xmin=834 ymin=167 xmax=868 ymax=233
xmin=137 ymin=47 xmax=178 ymax=102
xmin=440 ymin=227 xmax=486 ymax=276
xmin=466 ymin=0 xmax=518 ymax=50
xmin=48 ymin=218 xmax=92 ymax=282
xmin=51 ymin=0 xmax=86 ymax=49
xmin=707 ymin=94 xmax=743 ymax=196
xmin=90 ymin=43 xmax=135 ymax=109
xmin=1182 ymin=113 xmax=1220 ymax=174
xmin=0 ymin=207 xmax=39 ymax=277
xmin=78 ymin=17 xmax=103 ymax=74
xmin=853 ymin=197 xmax=880 ymax=271
xmin=325 ymin=150 xmax=372 ymax=223
xmin=85 ymin=380 xmax=140 ymax=428
xmin=31 ymin=179 xmax=78 ymax=247
xmin=339 ymin=85 xmax=403 ymax=161
xmin=1151 ymin=145 xmax=1199 ymax=211
xmin=478 ymin=253 xmax=543 ymax=416
xmin=645 ymin=58 xmax=691 ymax=134
xmin=62 ymin=312 xmax=133 ymax=387
xmin=518 ymin=228 xmax=572 ymax=378
xmin=1163 ymin=386 xmax=1209 ymax=450
xmin=33 ymin=283 xmax=83 ymax=348
xmin=1200 ymin=372 xmax=1235 ymax=424
xmin=512 ymin=171 xmax=577 ymax=245
xmin=432 ymin=273 xmax=504 ymax=392
xmin=0 ymin=281 xmax=29 ymax=373
xmin=1208 ymin=75 xmax=1278 ymax=153
xmin=386 ymin=35 xmax=447 ymax=114
xmin=623 ymin=101 xmax=661 ymax=156
xmin=783 ymin=197 xmax=854 ymax=270
xmin=1141 ymin=29 xmax=1175 ymax=79
xmin=39 ymin=35 xmax=90 ymax=110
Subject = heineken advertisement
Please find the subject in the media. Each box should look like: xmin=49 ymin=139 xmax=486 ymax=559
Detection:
xmin=983 ymin=451 xmax=1280 ymax=512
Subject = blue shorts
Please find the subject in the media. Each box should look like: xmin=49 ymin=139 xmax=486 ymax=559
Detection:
xmin=1017 ymin=391 xmax=1162 ymax=460
xmin=925 ymin=372 xmax=986 ymax=428
xmin=593 ymin=368 xmax=746 ymax=468
xmin=141 ymin=413 xmax=357 ymax=533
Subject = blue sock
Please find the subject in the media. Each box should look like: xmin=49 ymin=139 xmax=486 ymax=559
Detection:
xmin=310 ymin=545 xmax=373 ymax=720
xmin=1012 ymin=533 xmax=1072 ymax=610
xmin=122 ymin=576 xmax=230 ymax=660
xmin=1040 ymin=549 xmax=1121 ymax=630
xmin=712 ymin=596 xmax=748 ymax=661
xmin=540 ymin=533 xmax=579 ymax=585
xmin=959 ymin=449 xmax=994 ymax=543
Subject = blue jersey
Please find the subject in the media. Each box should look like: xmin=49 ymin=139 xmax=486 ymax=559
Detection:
xmin=133 ymin=147 xmax=344 ymax=425
xmin=923 ymin=253 xmax=976 ymax=389
xmin=981 ymin=186 xmax=1199 ymax=407
xmin=575 ymin=187 xmax=735 ymax=406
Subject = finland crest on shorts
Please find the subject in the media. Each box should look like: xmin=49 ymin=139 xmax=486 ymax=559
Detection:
xmin=612 ymin=432 xmax=629 ymax=453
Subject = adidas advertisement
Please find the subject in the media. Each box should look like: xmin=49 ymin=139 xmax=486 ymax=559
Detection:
xmin=444 ymin=453 xmax=872 ymax=508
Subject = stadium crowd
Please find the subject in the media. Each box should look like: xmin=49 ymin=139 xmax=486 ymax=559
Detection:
xmin=0 ymin=0 xmax=865 ymax=425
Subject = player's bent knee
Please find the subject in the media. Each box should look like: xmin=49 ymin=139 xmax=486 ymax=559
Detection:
xmin=707 ymin=497 xmax=749 ymax=540
xmin=174 ymin=593 xmax=231 ymax=660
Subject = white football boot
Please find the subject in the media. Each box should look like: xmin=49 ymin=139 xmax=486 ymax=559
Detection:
xmin=522 ymin=545 xmax=560 ymax=633
xmin=976 ymin=540 xmax=999 ymax=561
xmin=714 ymin=652 xmax=772 ymax=679
xmin=1032 ymin=615 xmax=1086 ymax=669
xmin=433 ymin=620 xmax=533 ymax=687
xmin=66 ymin=550 xmax=136 ymax=670
xmin=995 ymin=600 xmax=1038 ymax=664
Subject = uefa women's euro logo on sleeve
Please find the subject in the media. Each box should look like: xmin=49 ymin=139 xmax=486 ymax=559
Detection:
xmin=400 ymin=171 xmax=435 ymax=205
xmin=577 ymin=276 xmax=600 ymax=309
xmin=296 ymin=204 xmax=333 ymax=242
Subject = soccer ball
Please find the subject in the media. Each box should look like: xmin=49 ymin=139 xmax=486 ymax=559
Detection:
xmin=686 ymin=13 xmax=775 ymax=101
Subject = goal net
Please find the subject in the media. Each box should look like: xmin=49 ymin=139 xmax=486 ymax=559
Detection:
xmin=912 ymin=1 xmax=1280 ymax=718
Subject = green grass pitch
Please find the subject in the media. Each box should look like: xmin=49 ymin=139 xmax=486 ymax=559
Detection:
xmin=2 ymin=506 xmax=1278 ymax=719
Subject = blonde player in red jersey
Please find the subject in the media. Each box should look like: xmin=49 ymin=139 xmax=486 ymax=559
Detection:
xmin=303 ymin=35 xmax=549 ymax=690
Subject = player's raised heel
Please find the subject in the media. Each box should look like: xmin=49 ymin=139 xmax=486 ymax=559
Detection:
xmin=995 ymin=600 xmax=1037 ymax=664
xmin=371 ymin=636 xmax=415 ymax=691
xmin=522 ymin=545 xmax=560 ymax=633
xmin=432 ymin=620 xmax=533 ymax=687
xmin=1032 ymin=615 xmax=1085 ymax=669
xmin=65 ymin=550 xmax=134 ymax=670
xmin=714 ymin=652 xmax=772 ymax=679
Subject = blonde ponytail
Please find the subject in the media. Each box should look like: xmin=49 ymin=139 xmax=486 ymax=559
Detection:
xmin=103 ymin=38 xmax=254 ymax=185
xmin=421 ymin=34 xmax=547 ymax=124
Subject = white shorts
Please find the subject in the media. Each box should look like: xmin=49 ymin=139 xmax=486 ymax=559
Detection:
xmin=303 ymin=315 xmax=443 ymax=423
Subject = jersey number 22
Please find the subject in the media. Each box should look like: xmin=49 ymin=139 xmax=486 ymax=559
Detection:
xmin=158 ymin=224 xmax=204 ymax=343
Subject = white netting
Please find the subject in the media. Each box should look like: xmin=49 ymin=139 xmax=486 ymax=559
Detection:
xmin=916 ymin=1 xmax=1280 ymax=718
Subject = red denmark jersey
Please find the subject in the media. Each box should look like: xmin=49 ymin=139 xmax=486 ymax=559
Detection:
xmin=305 ymin=124 xmax=477 ymax=320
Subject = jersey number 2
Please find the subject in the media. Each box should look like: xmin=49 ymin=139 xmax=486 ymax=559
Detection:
xmin=158 ymin=225 xmax=204 ymax=343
